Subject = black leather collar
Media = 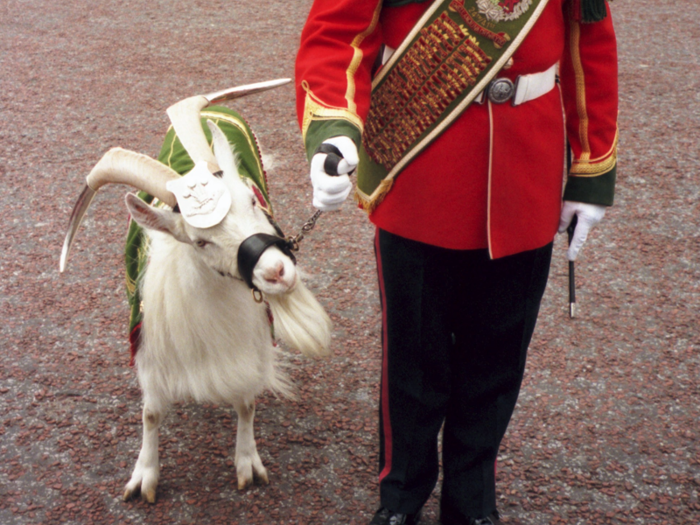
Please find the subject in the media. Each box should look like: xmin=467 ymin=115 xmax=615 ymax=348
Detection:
xmin=237 ymin=233 xmax=296 ymax=290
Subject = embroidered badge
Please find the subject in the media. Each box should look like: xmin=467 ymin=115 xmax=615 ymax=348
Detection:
xmin=476 ymin=0 xmax=533 ymax=22
xmin=166 ymin=161 xmax=232 ymax=228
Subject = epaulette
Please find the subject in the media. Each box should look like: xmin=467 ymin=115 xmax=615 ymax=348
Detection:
xmin=571 ymin=0 xmax=611 ymax=23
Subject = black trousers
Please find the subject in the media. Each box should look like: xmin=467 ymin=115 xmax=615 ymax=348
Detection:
xmin=374 ymin=228 xmax=553 ymax=520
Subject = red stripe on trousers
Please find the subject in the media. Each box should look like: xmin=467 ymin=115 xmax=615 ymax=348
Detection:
xmin=375 ymin=229 xmax=393 ymax=482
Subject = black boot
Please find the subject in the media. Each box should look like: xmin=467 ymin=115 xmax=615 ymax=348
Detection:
xmin=369 ymin=507 xmax=422 ymax=525
xmin=441 ymin=509 xmax=503 ymax=525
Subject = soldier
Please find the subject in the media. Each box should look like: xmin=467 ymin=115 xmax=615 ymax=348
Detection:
xmin=295 ymin=0 xmax=618 ymax=523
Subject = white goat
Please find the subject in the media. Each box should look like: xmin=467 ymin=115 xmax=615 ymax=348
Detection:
xmin=60 ymin=81 xmax=332 ymax=503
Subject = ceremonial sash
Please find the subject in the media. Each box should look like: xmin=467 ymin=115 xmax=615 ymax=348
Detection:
xmin=125 ymin=107 xmax=271 ymax=364
xmin=357 ymin=0 xmax=550 ymax=211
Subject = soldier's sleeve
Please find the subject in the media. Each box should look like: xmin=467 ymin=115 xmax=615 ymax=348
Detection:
xmin=560 ymin=0 xmax=619 ymax=206
xmin=295 ymin=0 xmax=384 ymax=161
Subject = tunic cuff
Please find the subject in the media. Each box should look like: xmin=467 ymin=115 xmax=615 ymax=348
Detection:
xmin=563 ymin=165 xmax=616 ymax=206
xmin=304 ymin=119 xmax=363 ymax=162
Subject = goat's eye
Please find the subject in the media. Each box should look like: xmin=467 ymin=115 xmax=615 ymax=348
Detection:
xmin=251 ymin=196 xmax=258 ymax=208
xmin=195 ymin=240 xmax=208 ymax=248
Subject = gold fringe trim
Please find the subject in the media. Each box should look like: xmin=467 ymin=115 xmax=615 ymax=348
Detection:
xmin=300 ymin=81 xmax=364 ymax=143
xmin=125 ymin=274 xmax=136 ymax=296
xmin=125 ymin=232 xmax=150 ymax=296
xmin=354 ymin=177 xmax=395 ymax=214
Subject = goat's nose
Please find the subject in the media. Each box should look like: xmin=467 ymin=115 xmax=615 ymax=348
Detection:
xmin=263 ymin=261 xmax=285 ymax=284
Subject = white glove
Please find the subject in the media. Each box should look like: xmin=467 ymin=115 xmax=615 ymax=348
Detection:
xmin=558 ymin=200 xmax=606 ymax=261
xmin=309 ymin=136 xmax=358 ymax=212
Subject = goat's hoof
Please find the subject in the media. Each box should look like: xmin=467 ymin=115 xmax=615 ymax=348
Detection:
xmin=237 ymin=478 xmax=252 ymax=491
xmin=236 ymin=453 xmax=268 ymax=490
xmin=254 ymin=469 xmax=269 ymax=486
xmin=123 ymin=485 xmax=157 ymax=504
xmin=236 ymin=470 xmax=268 ymax=490
xmin=123 ymin=486 xmax=138 ymax=502
xmin=238 ymin=472 xmax=270 ymax=490
xmin=124 ymin=469 xmax=159 ymax=504
xmin=143 ymin=488 xmax=157 ymax=504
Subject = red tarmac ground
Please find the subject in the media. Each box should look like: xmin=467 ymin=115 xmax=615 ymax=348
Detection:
xmin=1 ymin=0 xmax=698 ymax=523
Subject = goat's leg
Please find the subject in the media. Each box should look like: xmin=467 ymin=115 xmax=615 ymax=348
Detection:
xmin=233 ymin=399 xmax=268 ymax=490
xmin=124 ymin=404 xmax=163 ymax=503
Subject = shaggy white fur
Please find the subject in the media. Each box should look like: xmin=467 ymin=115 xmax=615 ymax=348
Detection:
xmin=120 ymin=122 xmax=332 ymax=502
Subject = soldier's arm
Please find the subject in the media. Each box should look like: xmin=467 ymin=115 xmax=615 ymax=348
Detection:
xmin=295 ymin=0 xmax=385 ymax=160
xmin=560 ymin=0 xmax=619 ymax=206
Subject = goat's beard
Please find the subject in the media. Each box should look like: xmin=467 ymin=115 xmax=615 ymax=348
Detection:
xmin=266 ymin=280 xmax=332 ymax=358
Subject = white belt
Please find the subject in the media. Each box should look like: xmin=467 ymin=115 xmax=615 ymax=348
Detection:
xmin=380 ymin=45 xmax=557 ymax=107
xmin=475 ymin=63 xmax=559 ymax=106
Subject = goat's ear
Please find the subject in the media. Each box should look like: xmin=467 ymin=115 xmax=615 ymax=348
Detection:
xmin=207 ymin=120 xmax=237 ymax=176
xmin=125 ymin=193 xmax=191 ymax=244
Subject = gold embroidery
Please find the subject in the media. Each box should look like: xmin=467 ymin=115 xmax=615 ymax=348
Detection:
xmin=161 ymin=111 xmax=267 ymax=197
xmin=569 ymin=18 xmax=591 ymax=160
xmin=125 ymin=274 xmax=136 ymax=295
xmin=570 ymin=128 xmax=618 ymax=176
xmin=301 ymin=81 xmax=364 ymax=143
xmin=449 ymin=0 xmax=510 ymax=47
xmin=354 ymin=176 xmax=394 ymax=214
xmin=363 ymin=13 xmax=491 ymax=169
xmin=164 ymin=130 xmax=178 ymax=168
xmin=346 ymin=1 xmax=383 ymax=113
xmin=125 ymin=234 xmax=150 ymax=296
xmin=357 ymin=0 xmax=552 ymax=212
xmin=201 ymin=111 xmax=265 ymax=187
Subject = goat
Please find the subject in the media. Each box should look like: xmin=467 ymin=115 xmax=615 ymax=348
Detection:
xmin=59 ymin=80 xmax=332 ymax=503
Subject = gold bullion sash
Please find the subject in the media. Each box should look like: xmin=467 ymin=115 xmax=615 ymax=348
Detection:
xmin=357 ymin=0 xmax=550 ymax=212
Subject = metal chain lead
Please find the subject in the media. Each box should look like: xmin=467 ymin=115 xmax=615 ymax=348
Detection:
xmin=287 ymin=209 xmax=323 ymax=251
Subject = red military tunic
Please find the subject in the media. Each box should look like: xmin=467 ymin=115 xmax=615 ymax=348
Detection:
xmin=296 ymin=0 xmax=618 ymax=258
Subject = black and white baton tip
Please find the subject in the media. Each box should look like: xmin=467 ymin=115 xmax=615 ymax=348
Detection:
xmin=314 ymin=143 xmax=344 ymax=176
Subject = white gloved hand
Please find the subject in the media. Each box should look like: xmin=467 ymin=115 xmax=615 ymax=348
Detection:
xmin=309 ymin=136 xmax=359 ymax=212
xmin=558 ymin=200 xmax=606 ymax=261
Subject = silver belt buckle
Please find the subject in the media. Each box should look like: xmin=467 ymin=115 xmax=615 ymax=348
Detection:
xmin=487 ymin=78 xmax=515 ymax=104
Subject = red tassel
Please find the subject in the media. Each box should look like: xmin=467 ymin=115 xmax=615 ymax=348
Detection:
xmin=129 ymin=323 xmax=142 ymax=367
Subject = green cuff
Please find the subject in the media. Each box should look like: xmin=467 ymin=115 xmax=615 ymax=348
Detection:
xmin=305 ymin=119 xmax=362 ymax=162
xmin=563 ymin=165 xmax=616 ymax=206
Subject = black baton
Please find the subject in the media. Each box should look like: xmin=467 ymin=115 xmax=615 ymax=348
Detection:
xmin=567 ymin=214 xmax=578 ymax=319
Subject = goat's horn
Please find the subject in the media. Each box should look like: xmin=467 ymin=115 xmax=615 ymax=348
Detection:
xmin=60 ymin=147 xmax=180 ymax=272
xmin=203 ymin=78 xmax=291 ymax=105
xmin=166 ymin=78 xmax=291 ymax=172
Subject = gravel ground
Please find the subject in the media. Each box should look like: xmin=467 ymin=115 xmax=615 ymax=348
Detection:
xmin=1 ymin=1 xmax=698 ymax=524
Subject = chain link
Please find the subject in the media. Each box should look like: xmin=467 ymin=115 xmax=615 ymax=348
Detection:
xmin=287 ymin=209 xmax=323 ymax=251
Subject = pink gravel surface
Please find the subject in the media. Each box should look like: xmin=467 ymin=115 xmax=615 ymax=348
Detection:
xmin=1 ymin=0 xmax=698 ymax=523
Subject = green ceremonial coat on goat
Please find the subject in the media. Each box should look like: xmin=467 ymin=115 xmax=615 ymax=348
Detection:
xmin=124 ymin=106 xmax=272 ymax=365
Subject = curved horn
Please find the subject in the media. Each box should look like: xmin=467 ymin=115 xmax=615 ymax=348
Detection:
xmin=166 ymin=78 xmax=291 ymax=173
xmin=204 ymin=78 xmax=291 ymax=104
xmin=60 ymin=148 xmax=181 ymax=272
xmin=166 ymin=95 xmax=218 ymax=172
xmin=86 ymin=147 xmax=180 ymax=204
